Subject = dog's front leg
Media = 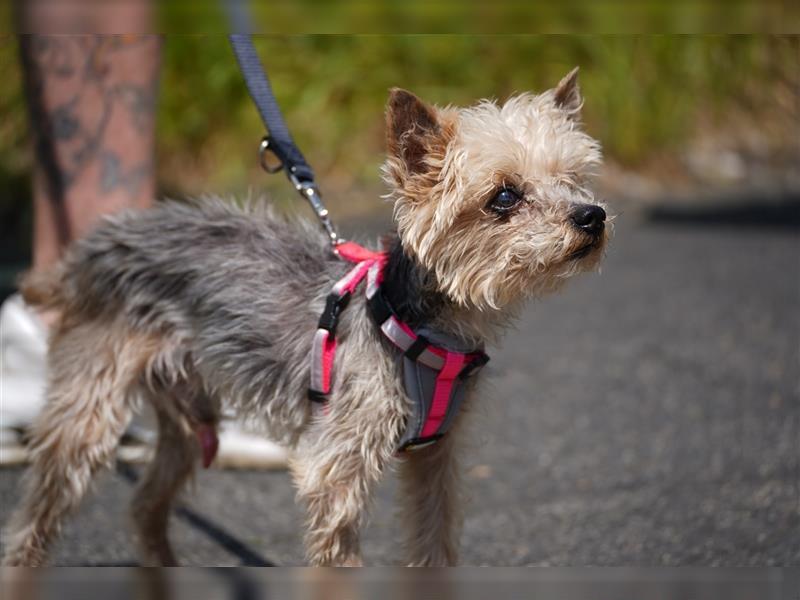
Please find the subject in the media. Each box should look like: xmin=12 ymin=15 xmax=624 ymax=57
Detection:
xmin=398 ymin=432 xmax=462 ymax=566
xmin=291 ymin=406 xmax=399 ymax=566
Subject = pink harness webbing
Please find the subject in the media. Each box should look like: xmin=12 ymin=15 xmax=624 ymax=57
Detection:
xmin=308 ymin=241 xmax=387 ymax=397
xmin=309 ymin=241 xmax=489 ymax=451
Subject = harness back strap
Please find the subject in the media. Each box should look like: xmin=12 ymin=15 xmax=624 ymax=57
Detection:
xmin=308 ymin=250 xmax=382 ymax=401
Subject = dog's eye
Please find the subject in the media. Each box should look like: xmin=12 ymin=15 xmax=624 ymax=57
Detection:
xmin=488 ymin=187 xmax=522 ymax=215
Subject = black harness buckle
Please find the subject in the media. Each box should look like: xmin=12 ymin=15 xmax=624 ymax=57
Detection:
xmin=317 ymin=292 xmax=351 ymax=336
xmin=459 ymin=353 xmax=490 ymax=379
xmin=307 ymin=388 xmax=328 ymax=404
xmin=404 ymin=334 xmax=429 ymax=360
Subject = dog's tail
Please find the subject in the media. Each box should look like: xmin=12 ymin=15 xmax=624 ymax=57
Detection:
xmin=17 ymin=263 xmax=67 ymax=312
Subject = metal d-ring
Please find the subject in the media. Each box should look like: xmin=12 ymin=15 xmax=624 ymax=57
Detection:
xmin=258 ymin=137 xmax=283 ymax=174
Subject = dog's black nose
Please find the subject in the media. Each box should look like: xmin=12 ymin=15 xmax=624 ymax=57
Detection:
xmin=570 ymin=204 xmax=606 ymax=236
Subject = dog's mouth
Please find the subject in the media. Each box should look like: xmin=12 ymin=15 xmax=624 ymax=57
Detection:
xmin=566 ymin=239 xmax=600 ymax=261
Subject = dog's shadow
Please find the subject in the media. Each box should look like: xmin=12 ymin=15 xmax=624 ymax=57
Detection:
xmin=113 ymin=463 xmax=275 ymax=568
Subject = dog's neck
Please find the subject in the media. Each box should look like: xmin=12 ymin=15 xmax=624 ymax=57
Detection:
xmin=380 ymin=235 xmax=511 ymax=345
xmin=381 ymin=235 xmax=447 ymax=328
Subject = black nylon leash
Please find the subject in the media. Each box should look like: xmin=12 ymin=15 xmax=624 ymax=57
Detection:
xmin=228 ymin=35 xmax=313 ymax=182
xmin=227 ymin=27 xmax=341 ymax=245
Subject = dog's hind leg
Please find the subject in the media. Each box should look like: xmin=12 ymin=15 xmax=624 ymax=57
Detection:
xmin=1 ymin=320 xmax=159 ymax=566
xmin=131 ymin=377 xmax=216 ymax=566
xmin=130 ymin=404 xmax=198 ymax=566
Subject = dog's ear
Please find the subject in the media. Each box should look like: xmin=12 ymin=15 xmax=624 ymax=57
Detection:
xmin=553 ymin=67 xmax=582 ymax=117
xmin=386 ymin=88 xmax=441 ymax=175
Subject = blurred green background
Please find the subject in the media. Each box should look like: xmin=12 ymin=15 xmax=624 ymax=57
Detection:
xmin=1 ymin=35 xmax=797 ymax=251
xmin=3 ymin=36 xmax=797 ymax=208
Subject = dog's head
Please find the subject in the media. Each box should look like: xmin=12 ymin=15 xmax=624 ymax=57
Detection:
xmin=383 ymin=68 xmax=609 ymax=312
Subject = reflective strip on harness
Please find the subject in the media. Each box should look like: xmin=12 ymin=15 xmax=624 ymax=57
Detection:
xmin=309 ymin=328 xmax=336 ymax=395
xmin=333 ymin=260 xmax=374 ymax=296
xmin=365 ymin=260 xmax=383 ymax=299
xmin=380 ymin=317 xmax=445 ymax=370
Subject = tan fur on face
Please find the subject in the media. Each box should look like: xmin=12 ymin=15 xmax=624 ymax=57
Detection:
xmin=385 ymin=72 xmax=608 ymax=314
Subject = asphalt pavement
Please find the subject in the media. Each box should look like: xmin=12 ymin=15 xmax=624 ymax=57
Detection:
xmin=1 ymin=199 xmax=798 ymax=566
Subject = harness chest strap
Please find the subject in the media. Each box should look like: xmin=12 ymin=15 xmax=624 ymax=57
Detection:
xmin=308 ymin=243 xmax=386 ymax=399
xmin=309 ymin=242 xmax=489 ymax=451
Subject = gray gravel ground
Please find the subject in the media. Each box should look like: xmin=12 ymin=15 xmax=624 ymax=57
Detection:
xmin=1 ymin=202 xmax=798 ymax=566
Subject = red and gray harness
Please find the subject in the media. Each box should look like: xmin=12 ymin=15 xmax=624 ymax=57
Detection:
xmin=308 ymin=242 xmax=489 ymax=452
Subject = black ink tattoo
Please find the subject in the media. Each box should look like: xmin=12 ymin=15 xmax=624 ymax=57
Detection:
xmin=19 ymin=34 xmax=72 ymax=246
xmin=115 ymin=83 xmax=158 ymax=132
xmin=99 ymin=151 xmax=152 ymax=198
xmin=51 ymin=100 xmax=80 ymax=140
xmin=19 ymin=34 xmax=160 ymax=212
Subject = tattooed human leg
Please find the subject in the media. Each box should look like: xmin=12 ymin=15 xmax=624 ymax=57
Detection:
xmin=0 ymin=32 xmax=161 ymax=463
xmin=18 ymin=32 xmax=161 ymax=269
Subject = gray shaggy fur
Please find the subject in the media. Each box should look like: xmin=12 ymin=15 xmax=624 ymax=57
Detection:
xmin=62 ymin=198 xmax=366 ymax=442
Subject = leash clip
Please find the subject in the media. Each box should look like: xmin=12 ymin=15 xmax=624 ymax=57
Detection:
xmin=259 ymin=136 xmax=343 ymax=247
xmin=289 ymin=173 xmax=342 ymax=246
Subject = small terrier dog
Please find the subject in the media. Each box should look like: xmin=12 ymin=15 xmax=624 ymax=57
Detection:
xmin=3 ymin=69 xmax=608 ymax=566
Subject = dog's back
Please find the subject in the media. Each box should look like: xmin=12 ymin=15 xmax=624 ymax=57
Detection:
xmin=25 ymin=199 xmax=334 ymax=328
xmin=23 ymin=198 xmax=347 ymax=416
